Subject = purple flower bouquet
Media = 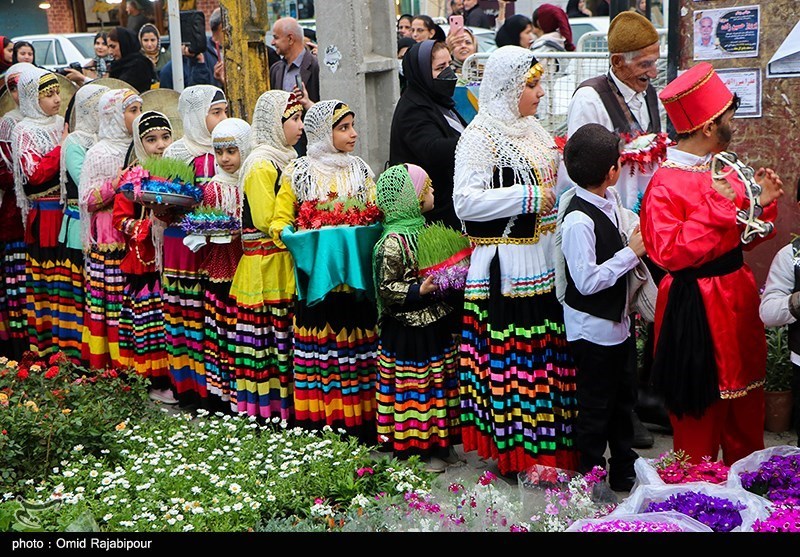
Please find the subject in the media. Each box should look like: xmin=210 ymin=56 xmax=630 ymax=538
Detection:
xmin=644 ymin=490 xmax=745 ymax=532
xmin=567 ymin=511 xmax=712 ymax=533
xmin=738 ymin=453 xmax=800 ymax=505
xmin=753 ymin=506 xmax=800 ymax=533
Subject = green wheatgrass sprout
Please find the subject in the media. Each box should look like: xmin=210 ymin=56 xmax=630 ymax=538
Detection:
xmin=416 ymin=222 xmax=471 ymax=270
xmin=316 ymin=197 xmax=368 ymax=211
xmin=140 ymin=156 xmax=196 ymax=184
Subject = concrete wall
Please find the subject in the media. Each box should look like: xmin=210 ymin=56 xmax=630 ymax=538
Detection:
xmin=315 ymin=0 xmax=399 ymax=174
xmin=1 ymin=0 xmax=50 ymax=37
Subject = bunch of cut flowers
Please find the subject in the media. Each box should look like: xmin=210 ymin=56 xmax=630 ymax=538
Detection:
xmin=739 ymin=453 xmax=800 ymax=506
xmin=644 ymin=490 xmax=746 ymax=532
xmin=652 ymin=450 xmax=729 ymax=485
xmin=295 ymin=194 xmax=382 ymax=230
xmin=753 ymin=505 xmax=800 ymax=533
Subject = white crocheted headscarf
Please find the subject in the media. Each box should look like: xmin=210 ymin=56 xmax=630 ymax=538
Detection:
xmin=12 ymin=66 xmax=65 ymax=228
xmin=59 ymin=83 xmax=110 ymax=203
xmin=165 ymin=84 xmax=226 ymax=164
xmin=78 ymin=88 xmax=141 ymax=250
xmin=0 ymin=62 xmax=36 ymax=164
xmin=455 ymin=45 xmax=558 ymax=190
xmin=132 ymin=110 xmax=173 ymax=163
xmin=240 ymin=90 xmax=298 ymax=179
xmin=288 ymin=99 xmax=374 ymax=202
xmin=209 ymin=117 xmax=251 ymax=219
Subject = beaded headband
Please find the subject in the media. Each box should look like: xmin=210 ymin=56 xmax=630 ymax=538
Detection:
xmin=332 ymin=103 xmax=353 ymax=127
xmin=138 ymin=112 xmax=171 ymax=139
xmin=525 ymin=62 xmax=545 ymax=84
xmin=212 ymin=136 xmax=238 ymax=150
xmin=38 ymin=73 xmax=59 ymax=97
xmin=122 ymin=90 xmax=143 ymax=110
xmin=282 ymin=91 xmax=303 ymax=122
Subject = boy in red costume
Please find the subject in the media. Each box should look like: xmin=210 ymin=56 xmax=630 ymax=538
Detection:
xmin=640 ymin=62 xmax=784 ymax=465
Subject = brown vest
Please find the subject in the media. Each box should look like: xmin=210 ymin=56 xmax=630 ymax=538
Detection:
xmin=577 ymin=74 xmax=661 ymax=135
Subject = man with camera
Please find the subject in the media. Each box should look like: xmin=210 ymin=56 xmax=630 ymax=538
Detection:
xmin=159 ymin=8 xmax=224 ymax=90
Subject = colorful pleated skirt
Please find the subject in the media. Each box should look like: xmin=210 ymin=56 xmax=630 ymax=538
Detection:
xmin=293 ymin=291 xmax=379 ymax=444
xmin=119 ymin=272 xmax=170 ymax=389
xmin=0 ymin=238 xmax=28 ymax=359
xmin=80 ymin=242 xmax=127 ymax=370
xmin=458 ymin=256 xmax=579 ymax=475
xmin=376 ymin=313 xmax=461 ymax=459
xmin=52 ymin=205 xmax=85 ymax=363
xmin=162 ymin=225 xmax=209 ymax=407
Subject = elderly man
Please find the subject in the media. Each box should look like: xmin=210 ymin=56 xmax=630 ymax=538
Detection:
xmin=560 ymin=11 xmax=667 ymax=449
xmin=270 ymin=17 xmax=320 ymax=103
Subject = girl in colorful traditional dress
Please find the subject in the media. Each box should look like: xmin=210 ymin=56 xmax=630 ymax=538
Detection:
xmin=55 ymin=83 xmax=109 ymax=363
xmin=79 ymin=88 xmax=142 ymax=370
xmin=161 ymin=84 xmax=227 ymax=407
xmin=453 ymin=46 xmax=578 ymax=475
xmin=11 ymin=66 xmax=66 ymax=358
xmin=271 ymin=100 xmax=380 ymax=442
xmin=373 ymin=163 xmax=462 ymax=472
xmin=113 ymin=111 xmax=175 ymax=403
xmin=0 ymin=62 xmax=35 ymax=359
xmin=231 ymin=90 xmax=302 ymax=421
xmin=197 ymin=117 xmax=251 ymax=412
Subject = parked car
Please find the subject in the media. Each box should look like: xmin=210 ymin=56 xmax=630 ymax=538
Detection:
xmin=11 ymin=33 xmax=95 ymax=72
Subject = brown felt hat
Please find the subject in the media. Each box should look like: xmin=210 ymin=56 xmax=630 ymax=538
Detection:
xmin=608 ymin=11 xmax=659 ymax=54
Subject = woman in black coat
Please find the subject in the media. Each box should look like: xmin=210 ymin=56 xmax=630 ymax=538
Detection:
xmin=389 ymin=40 xmax=466 ymax=231
xmin=107 ymin=26 xmax=156 ymax=92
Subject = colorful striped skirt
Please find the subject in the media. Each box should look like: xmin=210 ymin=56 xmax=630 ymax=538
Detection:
xmin=52 ymin=206 xmax=85 ymax=363
xmin=80 ymin=243 xmax=127 ymax=370
xmin=293 ymin=292 xmax=379 ymax=444
xmin=24 ymin=199 xmax=62 ymax=358
xmin=162 ymin=226 xmax=208 ymax=407
xmin=233 ymin=300 xmax=293 ymax=421
xmin=119 ymin=272 xmax=170 ymax=389
xmin=459 ymin=257 xmax=579 ymax=475
xmin=201 ymin=240 xmax=242 ymax=413
xmin=0 ymin=239 xmax=28 ymax=359
xmin=376 ymin=313 xmax=461 ymax=459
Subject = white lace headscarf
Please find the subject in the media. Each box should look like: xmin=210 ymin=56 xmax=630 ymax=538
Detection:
xmin=79 ymin=88 xmax=141 ymax=250
xmin=131 ymin=110 xmax=173 ymax=273
xmin=239 ymin=90 xmax=298 ymax=179
xmin=132 ymin=110 xmax=172 ymax=163
xmin=288 ymin=99 xmax=374 ymax=202
xmin=0 ymin=62 xmax=36 ymax=167
xmin=59 ymin=83 xmax=110 ymax=203
xmin=209 ymin=117 xmax=252 ymax=218
xmin=455 ymin=45 xmax=558 ymax=189
xmin=11 ymin=66 xmax=65 ymax=227
xmin=164 ymin=84 xmax=226 ymax=164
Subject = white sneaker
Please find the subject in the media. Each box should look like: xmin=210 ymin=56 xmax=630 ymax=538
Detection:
xmin=149 ymin=389 xmax=178 ymax=404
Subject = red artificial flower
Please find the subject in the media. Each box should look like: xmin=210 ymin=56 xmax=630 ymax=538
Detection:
xmin=44 ymin=366 xmax=59 ymax=380
xmin=1 ymin=430 xmax=6 ymax=435
xmin=121 ymin=385 xmax=131 ymax=392
xmin=48 ymin=352 xmax=68 ymax=365
xmin=108 ymin=370 xmax=118 ymax=378
xmin=16 ymin=369 xmax=29 ymax=381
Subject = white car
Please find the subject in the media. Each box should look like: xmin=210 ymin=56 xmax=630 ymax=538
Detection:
xmin=11 ymin=33 xmax=96 ymax=73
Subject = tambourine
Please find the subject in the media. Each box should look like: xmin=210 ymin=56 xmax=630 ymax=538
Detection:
xmin=711 ymin=151 xmax=773 ymax=245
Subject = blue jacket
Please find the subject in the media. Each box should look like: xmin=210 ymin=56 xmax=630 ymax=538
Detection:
xmin=159 ymin=36 xmax=222 ymax=89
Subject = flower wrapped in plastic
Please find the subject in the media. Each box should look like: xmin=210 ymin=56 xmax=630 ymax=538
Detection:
xmin=633 ymin=450 xmax=729 ymax=488
xmin=566 ymin=511 xmax=713 ymax=532
xmin=611 ymin=482 xmax=773 ymax=532
xmin=728 ymin=446 xmax=800 ymax=505
xmin=119 ymin=156 xmax=201 ymax=209
xmin=753 ymin=505 xmax=800 ymax=533
xmin=416 ymin=222 xmax=472 ymax=294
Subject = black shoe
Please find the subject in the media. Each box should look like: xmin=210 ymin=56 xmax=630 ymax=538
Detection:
xmin=635 ymin=390 xmax=672 ymax=431
xmin=631 ymin=411 xmax=654 ymax=449
xmin=609 ymin=475 xmax=636 ymax=492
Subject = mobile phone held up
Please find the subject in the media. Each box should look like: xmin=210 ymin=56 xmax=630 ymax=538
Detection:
xmin=449 ymin=14 xmax=464 ymax=35
xmin=295 ymin=74 xmax=304 ymax=93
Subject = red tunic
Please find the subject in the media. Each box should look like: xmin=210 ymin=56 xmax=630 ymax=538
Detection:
xmin=0 ymin=142 xmax=23 ymax=242
xmin=640 ymin=158 xmax=777 ymax=400
xmin=112 ymin=192 xmax=156 ymax=276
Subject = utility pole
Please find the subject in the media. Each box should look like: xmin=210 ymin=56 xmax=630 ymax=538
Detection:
xmin=315 ymin=0 xmax=399 ymax=173
xmin=219 ymin=0 xmax=272 ymax=121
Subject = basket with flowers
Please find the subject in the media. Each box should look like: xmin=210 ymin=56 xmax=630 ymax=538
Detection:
xmin=294 ymin=194 xmax=382 ymax=230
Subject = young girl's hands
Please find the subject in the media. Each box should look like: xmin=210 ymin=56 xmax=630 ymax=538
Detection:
xmin=419 ymin=275 xmax=439 ymax=296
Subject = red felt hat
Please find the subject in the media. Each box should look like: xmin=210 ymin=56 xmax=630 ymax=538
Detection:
xmin=658 ymin=62 xmax=734 ymax=134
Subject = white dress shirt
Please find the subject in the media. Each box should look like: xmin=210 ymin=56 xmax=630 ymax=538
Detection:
xmin=561 ymin=186 xmax=640 ymax=345
xmin=760 ymin=243 xmax=800 ymax=365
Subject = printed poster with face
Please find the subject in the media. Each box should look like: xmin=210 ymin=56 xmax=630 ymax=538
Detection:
xmin=693 ymin=5 xmax=760 ymax=61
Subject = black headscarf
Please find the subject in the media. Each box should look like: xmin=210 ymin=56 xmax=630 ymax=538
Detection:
xmin=401 ymin=40 xmax=455 ymax=109
xmin=109 ymin=26 xmax=156 ymax=92
xmin=397 ymin=37 xmax=415 ymax=56
xmin=495 ymin=15 xmax=533 ymax=49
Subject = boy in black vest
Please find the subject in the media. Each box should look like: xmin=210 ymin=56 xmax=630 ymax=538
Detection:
xmin=759 ymin=179 xmax=800 ymax=447
xmin=559 ymin=123 xmax=647 ymax=491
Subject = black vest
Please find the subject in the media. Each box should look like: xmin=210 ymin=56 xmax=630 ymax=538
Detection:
xmin=462 ymin=167 xmax=538 ymax=240
xmin=790 ymin=237 xmax=800 ymax=354
xmin=577 ymin=74 xmax=661 ymax=135
xmin=563 ymin=195 xmax=627 ymax=322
